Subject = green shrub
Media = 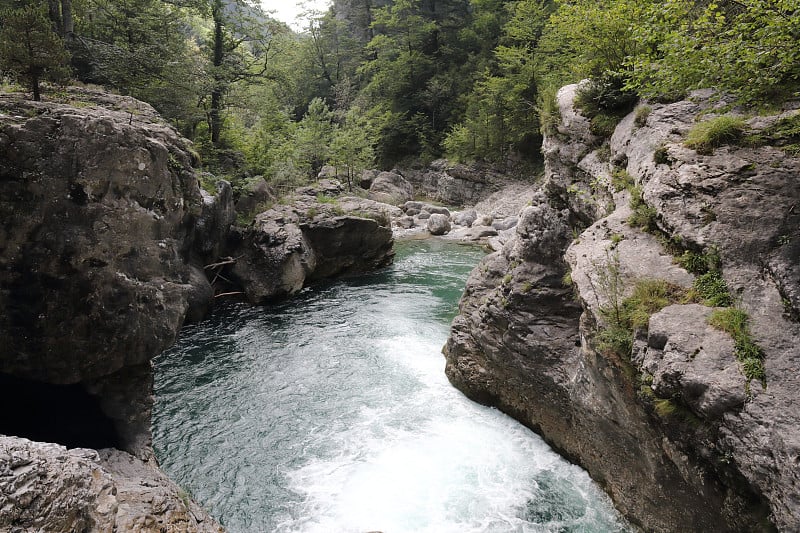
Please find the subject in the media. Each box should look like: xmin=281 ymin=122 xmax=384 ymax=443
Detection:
xmin=708 ymin=307 xmax=766 ymax=387
xmin=316 ymin=193 xmax=337 ymax=204
xmin=611 ymin=169 xmax=635 ymax=192
xmin=677 ymin=247 xmax=720 ymax=275
xmin=627 ymin=187 xmax=658 ymax=232
xmin=653 ymin=145 xmax=670 ymax=165
xmin=598 ymin=277 xmax=686 ymax=356
xmin=537 ymin=85 xmax=562 ymax=137
xmin=691 ymin=271 xmax=733 ymax=307
xmin=684 ymin=115 xmax=746 ymax=154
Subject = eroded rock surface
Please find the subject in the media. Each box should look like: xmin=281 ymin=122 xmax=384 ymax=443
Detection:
xmin=444 ymin=85 xmax=799 ymax=531
xmin=0 ymin=436 xmax=223 ymax=533
xmin=229 ymin=184 xmax=397 ymax=303
xmin=0 ymin=90 xmax=225 ymax=530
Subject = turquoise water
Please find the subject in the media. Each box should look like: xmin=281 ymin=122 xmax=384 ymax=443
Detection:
xmin=153 ymin=239 xmax=629 ymax=532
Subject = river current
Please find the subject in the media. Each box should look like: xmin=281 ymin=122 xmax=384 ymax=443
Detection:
xmin=153 ymin=239 xmax=629 ymax=532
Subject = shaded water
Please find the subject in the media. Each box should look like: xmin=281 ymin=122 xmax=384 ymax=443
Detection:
xmin=153 ymin=239 xmax=629 ymax=532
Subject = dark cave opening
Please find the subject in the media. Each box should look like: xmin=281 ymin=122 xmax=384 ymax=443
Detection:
xmin=0 ymin=373 xmax=121 ymax=450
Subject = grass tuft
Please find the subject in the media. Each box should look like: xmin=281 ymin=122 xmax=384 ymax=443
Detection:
xmin=684 ymin=115 xmax=746 ymax=154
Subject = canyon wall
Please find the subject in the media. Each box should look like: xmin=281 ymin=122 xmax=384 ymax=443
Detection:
xmin=444 ymin=84 xmax=799 ymax=531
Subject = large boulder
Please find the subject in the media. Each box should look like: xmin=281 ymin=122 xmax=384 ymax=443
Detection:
xmin=427 ymin=213 xmax=452 ymax=235
xmin=0 ymin=91 xmax=212 ymax=456
xmin=229 ymin=192 xmax=396 ymax=303
xmin=368 ymin=170 xmax=413 ymax=205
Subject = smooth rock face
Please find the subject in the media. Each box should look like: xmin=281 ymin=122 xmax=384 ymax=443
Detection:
xmin=229 ymin=187 xmax=395 ymax=303
xmin=444 ymin=85 xmax=797 ymax=531
xmin=0 ymin=436 xmax=223 ymax=533
xmin=368 ymin=170 xmax=414 ymax=205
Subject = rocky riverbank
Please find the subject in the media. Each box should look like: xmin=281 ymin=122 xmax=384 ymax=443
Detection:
xmin=444 ymin=83 xmax=800 ymax=531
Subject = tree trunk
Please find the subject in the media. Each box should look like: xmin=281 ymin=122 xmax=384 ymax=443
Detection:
xmin=210 ymin=0 xmax=225 ymax=145
xmin=61 ymin=0 xmax=74 ymax=38
xmin=47 ymin=0 xmax=62 ymax=35
xmin=32 ymin=73 xmax=41 ymax=102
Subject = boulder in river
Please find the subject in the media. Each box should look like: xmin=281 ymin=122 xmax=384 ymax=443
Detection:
xmin=427 ymin=213 xmax=452 ymax=236
xmin=229 ymin=190 xmax=396 ymax=303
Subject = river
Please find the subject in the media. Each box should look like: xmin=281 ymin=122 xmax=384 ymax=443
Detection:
xmin=153 ymin=239 xmax=629 ymax=532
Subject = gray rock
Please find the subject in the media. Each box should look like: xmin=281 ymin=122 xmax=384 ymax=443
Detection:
xmin=402 ymin=200 xmax=425 ymax=212
xmin=234 ymin=176 xmax=274 ymax=218
xmin=415 ymin=211 xmax=431 ymax=220
xmin=229 ymin=193 xmax=395 ymax=303
xmin=427 ymin=213 xmax=452 ymax=235
xmin=421 ymin=204 xmax=451 ymax=217
xmin=452 ymin=209 xmax=478 ymax=227
xmin=368 ymin=171 xmax=413 ymax=205
xmin=196 ymin=180 xmax=236 ymax=263
xmin=360 ymin=169 xmax=379 ymax=189
xmin=317 ymin=165 xmax=337 ymax=179
xmin=0 ymin=436 xmax=223 ymax=533
xmin=638 ymin=304 xmax=747 ymax=418
xmin=0 ymin=92 xmax=210 ymax=459
xmin=491 ymin=216 xmax=518 ymax=231
xmin=395 ymin=216 xmax=416 ymax=229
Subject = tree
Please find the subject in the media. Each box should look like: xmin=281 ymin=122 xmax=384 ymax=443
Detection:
xmin=330 ymin=106 xmax=374 ymax=189
xmin=0 ymin=4 xmax=70 ymax=101
xmin=204 ymin=0 xmax=288 ymax=145
xmin=294 ymin=97 xmax=336 ymax=178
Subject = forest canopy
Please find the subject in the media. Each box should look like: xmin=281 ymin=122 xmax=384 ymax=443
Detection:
xmin=1 ymin=0 xmax=797 ymax=189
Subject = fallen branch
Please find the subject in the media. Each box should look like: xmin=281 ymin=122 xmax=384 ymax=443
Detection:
xmin=214 ymin=291 xmax=245 ymax=298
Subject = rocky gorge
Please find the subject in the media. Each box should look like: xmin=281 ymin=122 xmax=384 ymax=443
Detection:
xmin=444 ymin=84 xmax=800 ymax=531
xmin=2 ymin=81 xmax=798 ymax=532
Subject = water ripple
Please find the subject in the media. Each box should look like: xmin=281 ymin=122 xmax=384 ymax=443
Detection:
xmin=153 ymin=240 xmax=629 ymax=532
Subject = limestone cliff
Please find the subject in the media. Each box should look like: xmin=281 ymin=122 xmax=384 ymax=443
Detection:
xmin=444 ymin=84 xmax=799 ymax=531
xmin=0 ymin=89 xmax=226 ymax=531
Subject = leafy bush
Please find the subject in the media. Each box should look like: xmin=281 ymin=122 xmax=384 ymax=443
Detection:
xmin=575 ymin=71 xmax=638 ymax=139
xmin=611 ymin=169 xmax=635 ymax=192
xmin=684 ymin=115 xmax=746 ymax=154
xmin=598 ymin=276 xmax=686 ymax=356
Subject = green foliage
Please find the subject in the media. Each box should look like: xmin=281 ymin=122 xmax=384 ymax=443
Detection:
xmin=653 ymin=144 xmax=670 ymax=166
xmin=628 ymin=0 xmax=800 ymax=102
xmin=0 ymin=4 xmax=70 ymax=100
xmin=627 ymin=186 xmax=658 ymax=232
xmin=691 ymin=271 xmax=733 ymax=307
xmin=611 ymin=169 xmax=634 ymax=192
xmin=684 ymin=115 xmax=746 ymax=154
xmin=595 ymin=252 xmax=686 ymax=358
xmin=677 ymin=247 xmax=721 ymax=275
xmin=315 ymin=194 xmax=337 ymax=204
xmin=574 ymin=72 xmax=637 ymax=139
xmin=708 ymin=308 xmax=766 ymax=387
